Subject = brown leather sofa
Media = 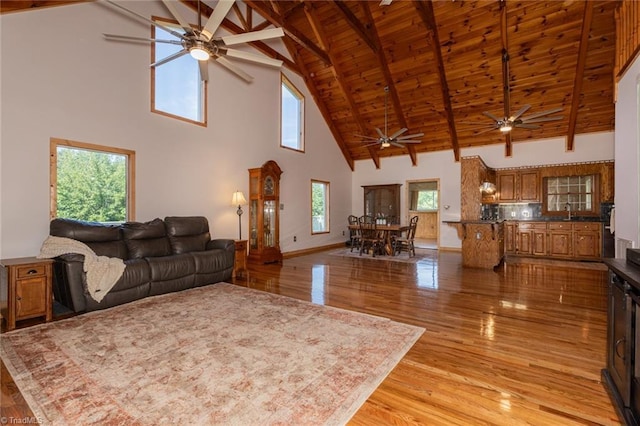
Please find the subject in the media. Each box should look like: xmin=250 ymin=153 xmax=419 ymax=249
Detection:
xmin=49 ymin=216 xmax=235 ymax=312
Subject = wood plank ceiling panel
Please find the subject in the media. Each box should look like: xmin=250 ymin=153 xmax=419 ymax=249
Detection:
xmin=3 ymin=0 xmax=617 ymax=166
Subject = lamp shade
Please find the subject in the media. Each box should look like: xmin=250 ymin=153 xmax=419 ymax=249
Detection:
xmin=231 ymin=191 xmax=247 ymax=206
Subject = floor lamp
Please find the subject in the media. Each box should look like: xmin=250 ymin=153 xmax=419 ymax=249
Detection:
xmin=231 ymin=191 xmax=248 ymax=240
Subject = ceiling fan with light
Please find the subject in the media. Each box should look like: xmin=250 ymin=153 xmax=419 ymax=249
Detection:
xmin=463 ymin=1 xmax=563 ymax=151
xmin=356 ymin=86 xmax=424 ymax=149
xmin=103 ymin=0 xmax=284 ymax=83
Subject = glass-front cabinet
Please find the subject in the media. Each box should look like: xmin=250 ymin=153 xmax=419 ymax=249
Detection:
xmin=248 ymin=160 xmax=283 ymax=264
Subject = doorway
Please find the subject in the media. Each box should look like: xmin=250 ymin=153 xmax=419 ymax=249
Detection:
xmin=406 ymin=179 xmax=439 ymax=249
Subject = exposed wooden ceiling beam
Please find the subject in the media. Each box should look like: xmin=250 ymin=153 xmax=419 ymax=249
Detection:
xmin=413 ymin=0 xmax=460 ymax=162
xmin=303 ymin=2 xmax=378 ymax=169
xmin=361 ymin=2 xmax=417 ymax=166
xmin=244 ymin=0 xmax=331 ymax=66
xmin=333 ymin=1 xmax=377 ymax=53
xmin=566 ymin=1 xmax=594 ymax=152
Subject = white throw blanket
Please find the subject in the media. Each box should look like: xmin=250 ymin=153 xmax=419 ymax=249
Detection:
xmin=37 ymin=236 xmax=126 ymax=303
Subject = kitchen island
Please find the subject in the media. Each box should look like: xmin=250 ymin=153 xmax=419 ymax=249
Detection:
xmin=445 ymin=220 xmax=504 ymax=269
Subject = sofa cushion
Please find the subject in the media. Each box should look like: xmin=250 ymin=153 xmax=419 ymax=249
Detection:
xmin=164 ymin=216 xmax=210 ymax=254
xmin=50 ymin=218 xmax=127 ymax=259
xmin=122 ymin=218 xmax=171 ymax=259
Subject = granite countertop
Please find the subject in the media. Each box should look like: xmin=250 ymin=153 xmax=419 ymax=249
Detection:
xmin=443 ymin=220 xmax=504 ymax=225
xmin=502 ymin=217 xmax=604 ymax=222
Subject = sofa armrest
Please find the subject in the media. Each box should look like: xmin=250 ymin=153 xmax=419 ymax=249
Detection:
xmin=206 ymin=239 xmax=235 ymax=253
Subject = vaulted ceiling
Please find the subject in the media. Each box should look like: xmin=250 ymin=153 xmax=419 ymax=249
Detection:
xmin=2 ymin=1 xmax=618 ymax=170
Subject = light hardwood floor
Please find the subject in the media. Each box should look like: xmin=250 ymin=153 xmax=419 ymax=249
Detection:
xmin=2 ymin=250 xmax=620 ymax=425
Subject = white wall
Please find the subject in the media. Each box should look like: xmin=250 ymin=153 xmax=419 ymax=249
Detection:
xmin=352 ymin=132 xmax=614 ymax=249
xmin=614 ymin=55 xmax=640 ymax=250
xmin=0 ymin=2 xmax=352 ymax=258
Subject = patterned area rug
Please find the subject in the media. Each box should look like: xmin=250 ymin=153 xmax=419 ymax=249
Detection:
xmin=329 ymin=246 xmax=438 ymax=263
xmin=1 ymin=283 xmax=424 ymax=425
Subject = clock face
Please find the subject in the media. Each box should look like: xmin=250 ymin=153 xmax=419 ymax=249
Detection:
xmin=264 ymin=176 xmax=274 ymax=196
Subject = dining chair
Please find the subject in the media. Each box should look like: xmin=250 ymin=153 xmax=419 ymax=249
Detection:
xmin=359 ymin=219 xmax=384 ymax=257
xmin=393 ymin=216 xmax=418 ymax=257
xmin=348 ymin=215 xmax=361 ymax=252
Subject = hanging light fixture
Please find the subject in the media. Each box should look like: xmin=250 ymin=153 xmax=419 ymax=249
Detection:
xmin=499 ymin=121 xmax=513 ymax=132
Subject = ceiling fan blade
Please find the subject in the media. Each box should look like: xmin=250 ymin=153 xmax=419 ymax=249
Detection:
xmin=520 ymin=116 xmax=563 ymax=124
xmin=198 ymin=59 xmax=208 ymax=82
xmin=363 ymin=141 xmax=382 ymax=147
xmin=375 ymin=128 xmax=385 ymax=139
xmin=394 ymin=140 xmax=422 ymax=144
xmin=390 ymin=142 xmax=406 ymax=148
xmin=355 ymin=135 xmax=381 ymax=141
xmin=215 ymin=56 xmax=254 ymax=83
xmin=514 ymin=123 xmax=540 ymax=129
xmin=510 ymin=104 xmax=531 ymax=121
xmin=150 ymin=49 xmax=188 ymax=67
xmin=482 ymin=111 xmax=502 ymax=122
xmin=380 ymin=0 xmax=393 ymax=5
xmin=222 ymin=49 xmax=283 ymax=67
xmin=389 ymin=128 xmax=408 ymax=139
xmin=475 ymin=127 xmax=499 ymax=136
xmin=103 ymin=34 xmax=183 ymax=45
xmin=397 ymin=132 xmax=424 ymax=140
xmin=221 ymin=28 xmax=285 ymax=46
xmin=200 ymin=0 xmax=235 ymax=41
xmin=519 ymin=107 xmax=563 ymax=121
xmin=161 ymin=0 xmax=194 ymax=35
xmin=104 ymin=0 xmax=185 ymax=40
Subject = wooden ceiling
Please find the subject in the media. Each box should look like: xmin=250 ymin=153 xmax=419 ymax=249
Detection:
xmin=2 ymin=1 xmax=618 ymax=169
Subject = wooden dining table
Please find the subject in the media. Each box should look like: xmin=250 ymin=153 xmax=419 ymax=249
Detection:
xmin=348 ymin=224 xmax=410 ymax=256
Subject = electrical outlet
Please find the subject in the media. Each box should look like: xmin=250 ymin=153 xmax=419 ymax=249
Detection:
xmin=293 ymin=236 xmax=297 ymax=242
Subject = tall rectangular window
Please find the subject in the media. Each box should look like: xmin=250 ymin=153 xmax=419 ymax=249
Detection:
xmin=152 ymin=20 xmax=207 ymax=125
xmin=50 ymin=138 xmax=136 ymax=222
xmin=311 ymin=180 xmax=329 ymax=234
xmin=281 ymin=74 xmax=304 ymax=151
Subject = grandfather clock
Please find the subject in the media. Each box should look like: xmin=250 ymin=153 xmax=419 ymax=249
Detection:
xmin=248 ymin=160 xmax=283 ymax=264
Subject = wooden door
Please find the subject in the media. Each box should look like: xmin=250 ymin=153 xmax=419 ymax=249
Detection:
xmin=516 ymin=230 xmax=532 ymax=255
xmin=532 ymin=230 xmax=547 ymax=255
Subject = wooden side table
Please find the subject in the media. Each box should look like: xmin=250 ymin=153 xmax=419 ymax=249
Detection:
xmin=233 ymin=240 xmax=248 ymax=278
xmin=0 ymin=257 xmax=53 ymax=331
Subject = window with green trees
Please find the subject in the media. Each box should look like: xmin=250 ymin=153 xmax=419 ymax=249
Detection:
xmin=311 ymin=180 xmax=329 ymax=234
xmin=50 ymin=138 xmax=135 ymax=222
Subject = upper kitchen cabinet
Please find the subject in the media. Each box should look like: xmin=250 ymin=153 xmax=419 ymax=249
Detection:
xmin=496 ymin=170 xmax=541 ymax=203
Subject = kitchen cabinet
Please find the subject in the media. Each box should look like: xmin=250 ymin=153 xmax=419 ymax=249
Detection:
xmin=496 ymin=170 xmax=541 ymax=203
xmin=548 ymin=222 xmax=572 ymax=258
xmin=505 ymin=221 xmax=602 ymax=260
xmin=515 ymin=222 xmax=547 ymax=256
xmin=504 ymin=222 xmax=517 ymax=254
xmin=496 ymin=171 xmax=517 ymax=202
xmin=519 ymin=170 xmax=541 ymax=202
xmin=573 ymin=222 xmax=601 ymax=259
